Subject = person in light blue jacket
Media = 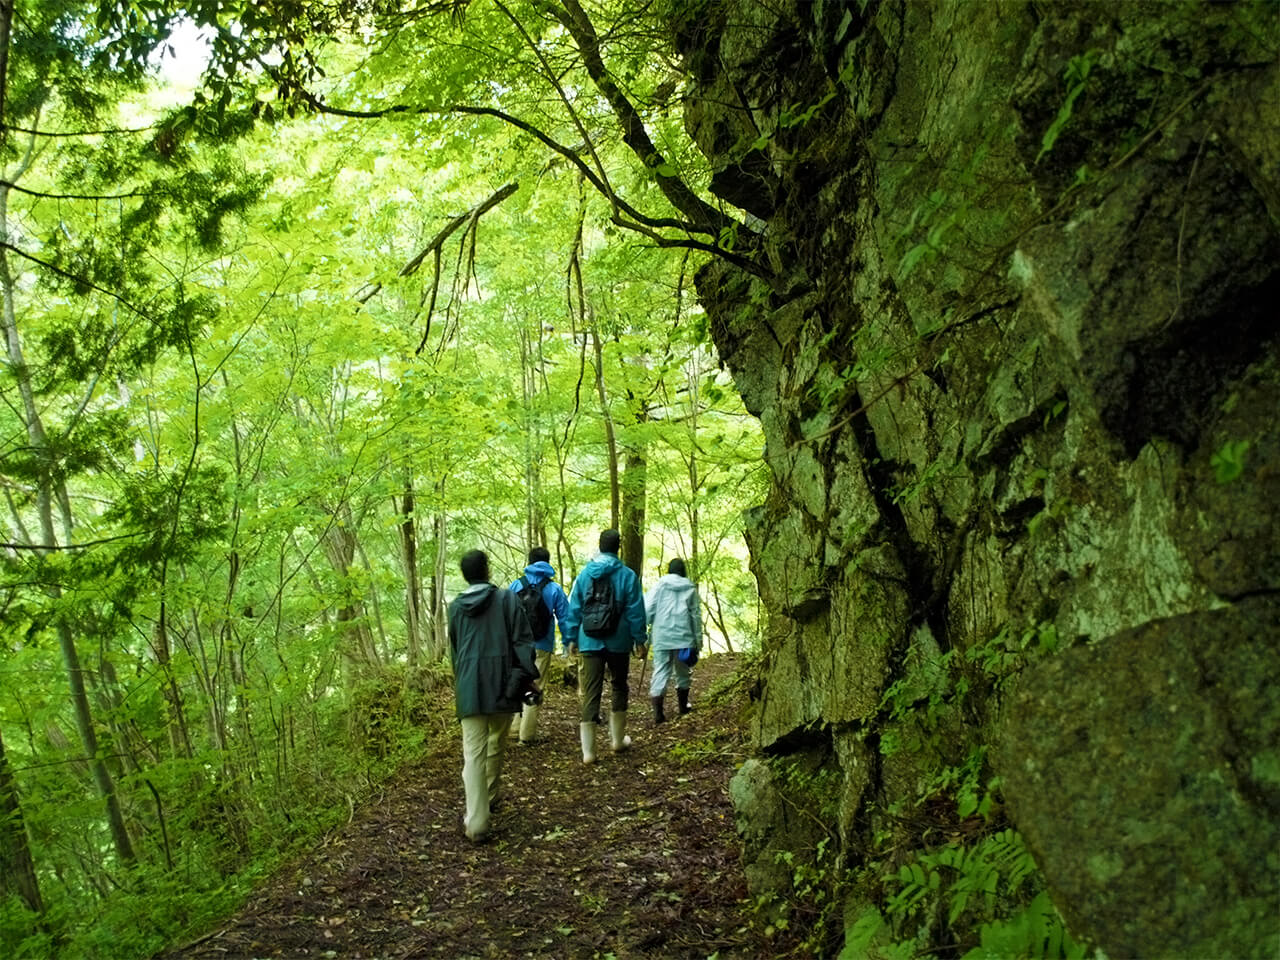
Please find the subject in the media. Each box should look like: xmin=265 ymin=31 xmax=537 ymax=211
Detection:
xmin=645 ymin=558 xmax=702 ymax=724
xmin=508 ymin=546 xmax=570 ymax=745
xmin=561 ymin=529 xmax=647 ymax=763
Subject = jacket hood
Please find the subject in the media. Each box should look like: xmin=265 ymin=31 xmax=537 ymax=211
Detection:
xmin=455 ymin=582 xmax=496 ymax=617
xmin=582 ymin=552 xmax=624 ymax=578
xmin=655 ymin=573 xmax=695 ymax=594
xmin=523 ymin=560 xmax=557 ymax=582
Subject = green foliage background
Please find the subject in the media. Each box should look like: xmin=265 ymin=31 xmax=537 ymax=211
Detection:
xmin=0 ymin=2 xmax=764 ymax=954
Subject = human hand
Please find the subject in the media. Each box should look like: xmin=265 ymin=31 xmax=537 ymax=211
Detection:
xmin=635 ymin=644 xmax=648 ymax=660
xmin=567 ymin=643 xmax=578 ymax=657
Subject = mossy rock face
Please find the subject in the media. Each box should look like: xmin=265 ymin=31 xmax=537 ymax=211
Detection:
xmin=680 ymin=0 xmax=1280 ymax=954
xmin=999 ymin=596 xmax=1280 ymax=959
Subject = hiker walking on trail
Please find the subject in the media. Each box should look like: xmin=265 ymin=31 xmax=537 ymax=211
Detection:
xmin=645 ymin=558 xmax=702 ymax=724
xmin=448 ymin=549 xmax=540 ymax=842
xmin=562 ymin=529 xmax=647 ymax=764
xmin=508 ymin=546 xmax=570 ymax=745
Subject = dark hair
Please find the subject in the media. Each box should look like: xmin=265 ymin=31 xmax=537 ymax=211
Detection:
xmin=528 ymin=546 xmax=550 ymax=563
xmin=459 ymin=549 xmax=489 ymax=584
xmin=667 ymin=558 xmax=687 ymax=577
xmin=599 ymin=529 xmax=621 ymax=554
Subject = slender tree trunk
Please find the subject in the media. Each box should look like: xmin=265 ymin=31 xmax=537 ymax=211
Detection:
xmin=520 ymin=323 xmax=547 ymax=549
xmin=620 ymin=434 xmax=647 ymax=577
xmin=590 ymin=322 xmax=620 ymax=530
xmin=687 ymin=350 xmax=701 ymax=580
xmin=521 ymin=326 xmax=535 ymax=547
xmin=425 ymin=478 xmax=449 ymax=662
xmin=152 ymin=618 xmax=194 ymax=760
xmin=396 ymin=477 xmax=424 ymax=668
xmin=356 ymin=537 xmax=388 ymax=661
xmin=708 ymin=583 xmax=736 ymax=654
xmin=0 ymin=0 xmax=10 ymax=135
xmin=1 ymin=158 xmax=136 ymax=866
xmin=322 ymin=515 xmax=380 ymax=676
xmin=431 ymin=505 xmax=448 ymax=659
xmin=0 ymin=729 xmax=44 ymax=916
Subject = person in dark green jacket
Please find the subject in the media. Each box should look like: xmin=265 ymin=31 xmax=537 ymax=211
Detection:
xmin=448 ymin=549 xmax=539 ymax=842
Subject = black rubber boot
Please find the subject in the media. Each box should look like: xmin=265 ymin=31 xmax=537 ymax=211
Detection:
xmin=651 ymin=695 xmax=666 ymax=725
xmin=677 ymin=687 xmax=691 ymax=715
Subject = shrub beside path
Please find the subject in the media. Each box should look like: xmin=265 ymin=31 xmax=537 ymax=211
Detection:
xmin=166 ymin=654 xmax=781 ymax=960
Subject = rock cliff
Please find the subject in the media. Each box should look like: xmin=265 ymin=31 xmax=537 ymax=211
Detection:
xmin=678 ymin=0 xmax=1280 ymax=955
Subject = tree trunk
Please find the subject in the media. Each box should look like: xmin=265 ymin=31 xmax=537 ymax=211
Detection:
xmin=687 ymin=348 xmax=701 ymax=581
xmin=321 ymin=514 xmax=380 ymax=676
xmin=396 ymin=476 xmax=424 ymax=668
xmin=1 ymin=156 xmax=136 ymax=866
xmin=590 ymin=322 xmax=620 ymax=530
xmin=520 ymin=323 xmax=547 ymax=549
xmin=620 ymin=423 xmax=648 ymax=577
xmin=152 ymin=617 xmax=194 ymax=760
xmin=0 ymin=729 xmax=44 ymax=916
xmin=356 ymin=537 xmax=389 ymax=662
xmin=427 ymin=482 xmax=449 ymax=661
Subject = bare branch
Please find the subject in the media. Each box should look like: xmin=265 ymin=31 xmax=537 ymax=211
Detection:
xmin=400 ymin=181 xmax=518 ymax=278
xmin=0 ymin=179 xmax=149 ymax=201
xmin=390 ymin=182 xmax=520 ymax=355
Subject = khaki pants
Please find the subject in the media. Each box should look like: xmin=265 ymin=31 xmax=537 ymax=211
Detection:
xmin=460 ymin=713 xmax=512 ymax=840
xmin=532 ymin=647 xmax=551 ymax=682
xmin=512 ymin=648 xmax=553 ymax=737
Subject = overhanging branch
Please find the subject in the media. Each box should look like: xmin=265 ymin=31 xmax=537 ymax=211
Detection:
xmin=392 ymin=182 xmax=520 ymax=355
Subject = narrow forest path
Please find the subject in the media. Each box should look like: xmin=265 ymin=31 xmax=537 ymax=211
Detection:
xmin=166 ymin=655 xmax=779 ymax=960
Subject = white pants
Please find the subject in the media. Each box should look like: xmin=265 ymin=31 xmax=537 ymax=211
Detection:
xmin=649 ymin=649 xmax=692 ymax=697
xmin=459 ymin=713 xmax=512 ymax=839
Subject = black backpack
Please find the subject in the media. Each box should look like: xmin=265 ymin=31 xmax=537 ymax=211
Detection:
xmin=580 ymin=572 xmax=621 ymax=638
xmin=517 ymin=575 xmax=553 ymax=638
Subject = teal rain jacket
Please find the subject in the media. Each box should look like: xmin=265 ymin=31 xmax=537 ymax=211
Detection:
xmin=562 ymin=552 xmax=646 ymax=655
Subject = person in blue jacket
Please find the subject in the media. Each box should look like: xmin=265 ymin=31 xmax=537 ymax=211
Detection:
xmin=561 ymin=529 xmax=647 ymax=763
xmin=508 ymin=546 xmax=570 ymax=745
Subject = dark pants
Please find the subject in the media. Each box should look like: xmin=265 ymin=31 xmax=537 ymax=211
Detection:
xmin=579 ymin=650 xmax=630 ymax=721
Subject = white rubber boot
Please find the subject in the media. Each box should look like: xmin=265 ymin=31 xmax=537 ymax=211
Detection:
xmin=579 ymin=721 xmax=597 ymax=764
xmin=518 ymin=703 xmax=540 ymax=744
xmin=609 ymin=711 xmax=632 ymax=752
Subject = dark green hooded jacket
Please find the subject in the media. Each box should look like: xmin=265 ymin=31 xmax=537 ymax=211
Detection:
xmin=447 ymin=582 xmax=538 ymax=718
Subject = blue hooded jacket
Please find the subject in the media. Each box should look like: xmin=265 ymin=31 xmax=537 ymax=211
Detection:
xmin=562 ymin=552 xmax=646 ymax=654
xmin=508 ymin=560 xmax=570 ymax=653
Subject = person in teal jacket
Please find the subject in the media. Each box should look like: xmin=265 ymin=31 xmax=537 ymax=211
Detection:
xmin=561 ymin=529 xmax=647 ymax=763
xmin=448 ymin=549 xmax=539 ymax=841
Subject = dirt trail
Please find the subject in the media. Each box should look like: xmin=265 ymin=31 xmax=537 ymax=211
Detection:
xmin=167 ymin=654 xmax=777 ymax=960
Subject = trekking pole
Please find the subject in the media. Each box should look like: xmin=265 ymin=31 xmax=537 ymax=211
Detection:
xmin=636 ymin=643 xmax=649 ymax=695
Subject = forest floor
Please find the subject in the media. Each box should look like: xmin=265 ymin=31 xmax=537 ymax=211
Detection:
xmin=165 ymin=653 xmax=786 ymax=960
